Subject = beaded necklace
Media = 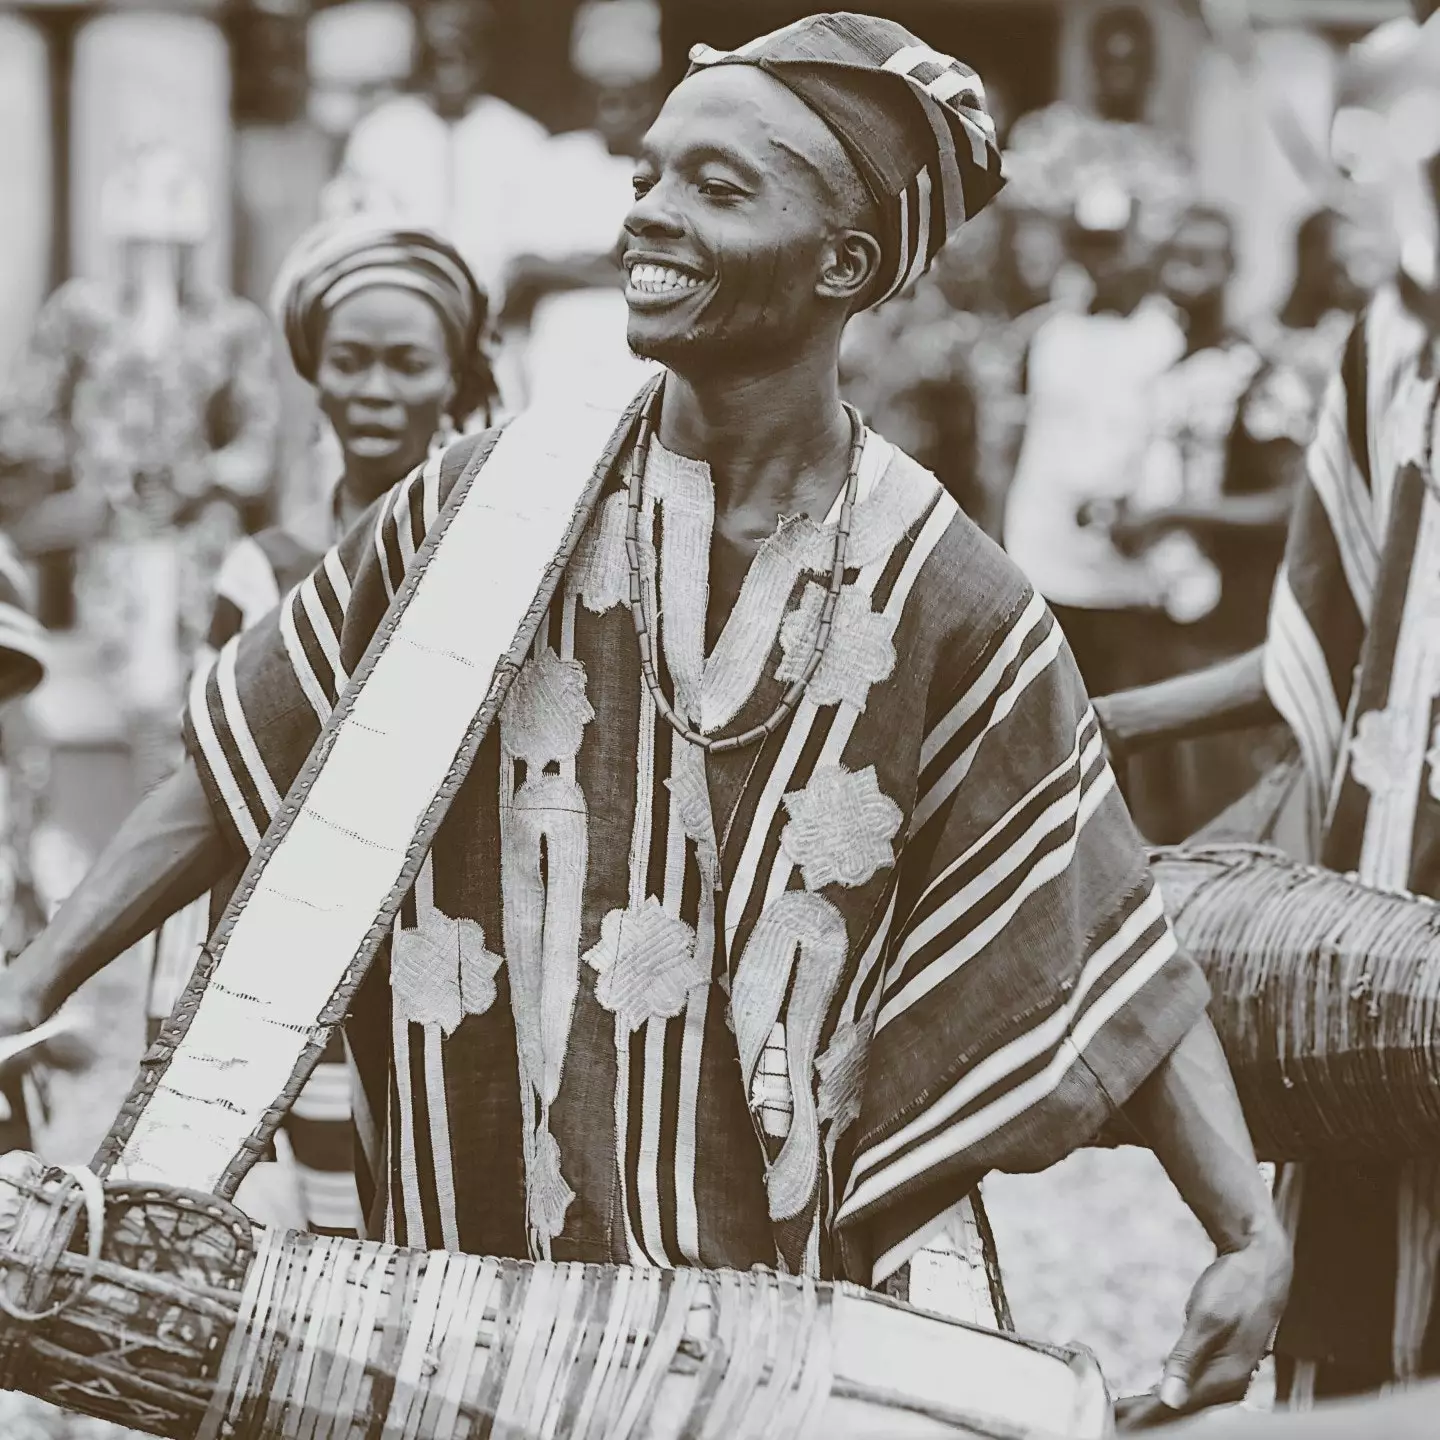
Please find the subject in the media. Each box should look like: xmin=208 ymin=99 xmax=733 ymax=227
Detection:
xmin=623 ymin=383 xmax=864 ymax=755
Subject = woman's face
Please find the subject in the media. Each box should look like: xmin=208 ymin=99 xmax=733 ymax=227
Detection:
xmin=315 ymin=287 xmax=455 ymax=498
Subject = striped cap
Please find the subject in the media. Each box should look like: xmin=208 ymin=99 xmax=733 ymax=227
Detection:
xmin=0 ymin=535 xmax=47 ymax=705
xmin=689 ymin=12 xmax=1004 ymax=306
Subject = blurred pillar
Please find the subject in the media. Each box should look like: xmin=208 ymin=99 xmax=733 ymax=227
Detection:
xmin=0 ymin=14 xmax=52 ymax=370
xmin=69 ymin=9 xmax=232 ymax=288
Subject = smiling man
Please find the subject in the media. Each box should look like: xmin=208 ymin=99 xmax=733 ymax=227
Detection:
xmin=2 ymin=13 xmax=1286 ymax=1422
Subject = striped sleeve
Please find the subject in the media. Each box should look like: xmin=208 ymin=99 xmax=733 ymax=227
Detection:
xmin=1262 ymin=312 xmax=1375 ymax=823
xmin=183 ymin=439 xmax=483 ymax=858
xmin=836 ymin=591 xmax=1209 ymax=1282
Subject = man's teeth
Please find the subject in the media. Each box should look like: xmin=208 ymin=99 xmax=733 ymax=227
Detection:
xmin=629 ymin=264 xmax=702 ymax=294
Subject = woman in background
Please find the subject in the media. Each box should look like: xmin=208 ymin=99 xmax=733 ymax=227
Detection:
xmin=148 ymin=218 xmax=495 ymax=1235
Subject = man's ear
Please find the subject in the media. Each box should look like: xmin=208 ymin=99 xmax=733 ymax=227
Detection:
xmin=818 ymin=228 xmax=885 ymax=307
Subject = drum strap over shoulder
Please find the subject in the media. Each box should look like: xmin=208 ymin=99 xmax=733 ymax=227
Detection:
xmin=96 ymin=380 xmax=656 ymax=1198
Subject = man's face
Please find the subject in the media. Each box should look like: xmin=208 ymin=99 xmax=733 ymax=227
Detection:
xmin=621 ymin=67 xmax=865 ymax=373
xmin=1158 ymin=215 xmax=1234 ymax=310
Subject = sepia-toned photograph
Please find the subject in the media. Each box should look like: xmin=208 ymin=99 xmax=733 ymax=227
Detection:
xmin=0 ymin=1 xmax=1436 ymax=1436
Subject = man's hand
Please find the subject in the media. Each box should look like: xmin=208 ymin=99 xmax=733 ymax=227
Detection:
xmin=1117 ymin=1222 xmax=1291 ymax=1429
xmin=1119 ymin=1017 xmax=1293 ymax=1429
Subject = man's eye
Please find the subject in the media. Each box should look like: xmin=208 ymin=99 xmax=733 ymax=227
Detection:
xmin=632 ymin=175 xmax=655 ymax=198
xmin=699 ymin=179 xmax=741 ymax=200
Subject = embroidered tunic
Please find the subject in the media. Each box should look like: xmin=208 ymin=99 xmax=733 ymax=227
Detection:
xmin=185 ymin=418 xmax=1206 ymax=1284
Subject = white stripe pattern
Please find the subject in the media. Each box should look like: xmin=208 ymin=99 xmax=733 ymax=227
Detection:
xmin=911 ymin=600 xmax=1063 ymax=837
xmin=880 ymin=717 xmax=1111 ymax=1031
xmin=216 ymin=642 xmax=284 ymax=821
xmin=1306 ymin=387 xmax=1379 ymax=621
xmin=1264 ymin=574 xmax=1343 ymax=805
xmin=842 ymin=886 xmax=1174 ymax=1219
xmin=187 ymin=653 xmax=262 ymax=852
xmin=278 ymin=584 xmax=334 ymax=725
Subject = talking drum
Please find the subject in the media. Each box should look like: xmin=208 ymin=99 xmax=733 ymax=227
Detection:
xmin=1151 ymin=843 xmax=1440 ymax=1162
xmin=0 ymin=1155 xmax=1112 ymax=1440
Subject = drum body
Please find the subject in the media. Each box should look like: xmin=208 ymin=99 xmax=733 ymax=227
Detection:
xmin=1152 ymin=843 xmax=1440 ymax=1161
xmin=0 ymin=1156 xmax=1112 ymax=1439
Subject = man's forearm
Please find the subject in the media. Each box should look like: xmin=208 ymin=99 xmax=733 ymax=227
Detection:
xmin=1124 ymin=1015 xmax=1282 ymax=1255
xmin=1097 ymin=647 xmax=1276 ymax=755
xmin=11 ymin=758 xmax=230 ymax=1018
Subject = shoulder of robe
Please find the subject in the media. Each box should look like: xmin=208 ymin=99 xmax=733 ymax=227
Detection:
xmin=882 ymin=442 xmax=1039 ymax=666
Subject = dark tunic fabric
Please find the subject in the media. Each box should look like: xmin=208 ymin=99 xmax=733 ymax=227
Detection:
xmin=184 ymin=415 xmax=1206 ymax=1283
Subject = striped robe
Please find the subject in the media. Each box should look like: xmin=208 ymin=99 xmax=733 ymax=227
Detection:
xmin=185 ymin=418 xmax=1206 ymax=1285
xmin=1263 ymin=284 xmax=1440 ymax=1388
xmin=149 ymin=502 xmax=360 ymax=1238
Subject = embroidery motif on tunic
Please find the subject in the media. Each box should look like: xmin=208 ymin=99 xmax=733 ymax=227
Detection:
xmin=500 ymin=648 xmax=596 ymax=768
xmin=781 ymin=764 xmax=904 ymax=892
xmin=498 ymin=641 xmax=596 ymax=1253
xmin=390 ymin=909 xmax=503 ymax=1036
xmin=585 ymin=899 xmax=706 ymax=1033
xmin=1351 ymin=708 xmax=1409 ymax=800
xmin=729 ymin=890 xmax=849 ymax=1220
xmin=565 ymin=489 xmax=631 ymax=614
xmin=816 ymin=1014 xmax=872 ymax=1143
xmin=665 ymin=740 xmax=720 ymax=887
xmin=777 ymin=581 xmax=898 ymax=711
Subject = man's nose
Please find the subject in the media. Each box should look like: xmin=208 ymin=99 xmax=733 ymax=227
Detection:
xmin=624 ymin=179 xmax=684 ymax=240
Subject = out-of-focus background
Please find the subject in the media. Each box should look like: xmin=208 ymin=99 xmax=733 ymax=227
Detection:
xmin=0 ymin=1 xmax=1412 ymax=1434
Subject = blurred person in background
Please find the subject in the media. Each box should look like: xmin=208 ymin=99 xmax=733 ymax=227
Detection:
xmin=0 ymin=144 xmax=277 ymax=794
xmin=1002 ymin=179 xmax=1185 ymax=685
xmin=502 ymin=0 xmax=661 ymax=407
xmin=142 ymin=217 xmax=497 ymax=1239
xmin=1096 ymin=0 xmax=1440 ymax=1402
xmin=337 ymin=0 xmax=548 ymax=313
xmin=966 ymin=205 xmax=1078 ymax=536
xmin=839 ymin=250 xmax=987 ymax=531
xmin=1105 ymin=204 xmax=1297 ymax=838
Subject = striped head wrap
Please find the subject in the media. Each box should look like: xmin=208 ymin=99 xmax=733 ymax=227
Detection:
xmin=688 ymin=12 xmax=1004 ymax=306
xmin=0 ymin=536 xmax=47 ymax=705
xmin=271 ymin=217 xmax=494 ymax=421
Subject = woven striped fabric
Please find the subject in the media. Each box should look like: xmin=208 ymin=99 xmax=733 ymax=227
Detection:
xmin=689 ymin=12 xmax=1004 ymax=305
xmin=145 ymin=498 xmax=361 ymax=1239
xmin=1260 ymin=282 xmax=1440 ymax=1380
xmin=163 ymin=402 xmax=1204 ymax=1288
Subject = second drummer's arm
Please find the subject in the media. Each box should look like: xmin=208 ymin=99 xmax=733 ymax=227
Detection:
xmin=1 ymin=761 xmax=229 ymax=1027
xmin=1118 ymin=1016 xmax=1292 ymax=1421
xmin=1093 ymin=645 xmax=1276 ymax=759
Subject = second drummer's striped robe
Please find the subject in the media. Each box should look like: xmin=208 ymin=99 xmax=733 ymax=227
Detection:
xmin=183 ymin=418 xmax=1207 ymax=1289
xmin=1263 ymin=283 xmax=1440 ymax=1388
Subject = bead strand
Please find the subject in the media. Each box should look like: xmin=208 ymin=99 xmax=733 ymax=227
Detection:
xmin=625 ymin=379 xmax=863 ymax=754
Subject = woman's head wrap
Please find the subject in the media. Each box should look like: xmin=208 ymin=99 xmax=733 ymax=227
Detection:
xmin=271 ymin=217 xmax=495 ymax=421
xmin=688 ymin=12 xmax=1004 ymax=306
